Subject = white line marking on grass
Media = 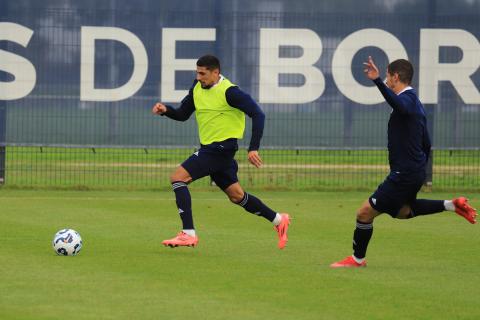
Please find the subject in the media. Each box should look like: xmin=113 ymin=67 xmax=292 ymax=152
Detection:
xmin=0 ymin=197 xmax=282 ymax=201
xmin=0 ymin=196 xmax=360 ymax=202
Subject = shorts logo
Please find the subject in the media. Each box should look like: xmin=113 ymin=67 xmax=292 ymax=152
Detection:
xmin=178 ymin=208 xmax=184 ymax=214
xmin=371 ymin=198 xmax=377 ymax=205
xmin=193 ymin=151 xmax=199 ymax=156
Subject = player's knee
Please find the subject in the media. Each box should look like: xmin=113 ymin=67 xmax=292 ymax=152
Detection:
xmin=228 ymin=191 xmax=244 ymax=203
xmin=169 ymin=172 xmax=179 ymax=183
xmin=356 ymin=206 xmax=375 ymax=223
xmin=396 ymin=206 xmax=413 ymax=219
xmin=224 ymin=183 xmax=245 ymax=204
xmin=169 ymin=171 xmax=188 ymax=183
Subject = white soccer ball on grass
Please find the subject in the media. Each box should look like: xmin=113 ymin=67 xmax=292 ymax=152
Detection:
xmin=52 ymin=229 xmax=83 ymax=256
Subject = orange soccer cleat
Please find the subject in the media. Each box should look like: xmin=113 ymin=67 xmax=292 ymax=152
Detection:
xmin=274 ymin=213 xmax=291 ymax=249
xmin=162 ymin=232 xmax=199 ymax=248
xmin=330 ymin=256 xmax=367 ymax=268
xmin=453 ymin=197 xmax=477 ymax=224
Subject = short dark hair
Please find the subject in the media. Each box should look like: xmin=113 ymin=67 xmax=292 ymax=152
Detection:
xmin=387 ymin=59 xmax=414 ymax=85
xmin=196 ymin=55 xmax=220 ymax=72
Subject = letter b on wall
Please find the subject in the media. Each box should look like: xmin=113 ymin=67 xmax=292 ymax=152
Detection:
xmin=259 ymin=28 xmax=324 ymax=104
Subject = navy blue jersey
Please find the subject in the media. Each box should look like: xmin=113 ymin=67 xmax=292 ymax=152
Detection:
xmin=373 ymin=78 xmax=431 ymax=173
xmin=162 ymin=79 xmax=265 ymax=151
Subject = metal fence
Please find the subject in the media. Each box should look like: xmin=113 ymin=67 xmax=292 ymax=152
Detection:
xmin=4 ymin=146 xmax=479 ymax=191
xmin=1 ymin=0 xmax=479 ymax=191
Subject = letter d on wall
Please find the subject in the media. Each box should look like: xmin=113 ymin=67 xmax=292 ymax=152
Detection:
xmin=81 ymin=26 xmax=148 ymax=101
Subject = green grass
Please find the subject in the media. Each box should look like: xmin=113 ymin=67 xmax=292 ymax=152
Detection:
xmin=1 ymin=190 xmax=479 ymax=319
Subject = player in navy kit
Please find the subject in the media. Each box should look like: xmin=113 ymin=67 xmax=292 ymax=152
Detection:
xmin=331 ymin=56 xmax=477 ymax=268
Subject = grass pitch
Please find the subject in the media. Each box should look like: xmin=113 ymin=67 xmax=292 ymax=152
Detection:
xmin=0 ymin=190 xmax=479 ymax=319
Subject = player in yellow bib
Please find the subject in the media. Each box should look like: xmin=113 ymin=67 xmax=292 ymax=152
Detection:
xmin=152 ymin=55 xmax=290 ymax=249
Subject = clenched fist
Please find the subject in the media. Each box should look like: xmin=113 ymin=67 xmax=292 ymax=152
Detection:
xmin=152 ymin=103 xmax=167 ymax=115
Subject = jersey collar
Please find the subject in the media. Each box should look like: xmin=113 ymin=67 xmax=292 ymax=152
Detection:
xmin=397 ymin=86 xmax=413 ymax=95
xmin=211 ymin=75 xmax=225 ymax=89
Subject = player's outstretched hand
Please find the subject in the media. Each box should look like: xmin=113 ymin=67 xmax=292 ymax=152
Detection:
xmin=363 ymin=56 xmax=379 ymax=80
xmin=248 ymin=150 xmax=263 ymax=168
xmin=152 ymin=102 xmax=167 ymax=115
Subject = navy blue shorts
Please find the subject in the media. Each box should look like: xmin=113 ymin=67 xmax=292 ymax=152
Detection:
xmin=181 ymin=139 xmax=239 ymax=190
xmin=369 ymin=170 xmax=425 ymax=217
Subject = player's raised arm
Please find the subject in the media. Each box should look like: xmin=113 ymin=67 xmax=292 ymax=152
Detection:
xmin=365 ymin=56 xmax=415 ymax=114
xmin=373 ymin=78 xmax=415 ymax=114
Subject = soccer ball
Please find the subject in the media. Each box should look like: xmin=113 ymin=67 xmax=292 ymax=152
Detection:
xmin=52 ymin=229 xmax=83 ymax=256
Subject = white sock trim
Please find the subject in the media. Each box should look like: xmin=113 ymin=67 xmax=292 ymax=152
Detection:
xmin=183 ymin=229 xmax=196 ymax=237
xmin=444 ymin=200 xmax=455 ymax=211
xmin=273 ymin=213 xmax=282 ymax=226
xmin=352 ymin=255 xmax=365 ymax=264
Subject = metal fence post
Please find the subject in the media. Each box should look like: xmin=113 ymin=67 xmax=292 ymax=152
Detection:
xmin=424 ymin=104 xmax=435 ymax=188
xmin=0 ymin=0 xmax=7 ymax=184
xmin=424 ymin=0 xmax=436 ymax=188
xmin=0 ymin=101 xmax=5 ymax=185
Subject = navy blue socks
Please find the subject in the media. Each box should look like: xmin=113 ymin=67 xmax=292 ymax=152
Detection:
xmin=171 ymin=181 xmax=194 ymax=230
xmin=353 ymin=220 xmax=373 ymax=259
xmin=236 ymin=192 xmax=277 ymax=222
xmin=409 ymin=199 xmax=445 ymax=218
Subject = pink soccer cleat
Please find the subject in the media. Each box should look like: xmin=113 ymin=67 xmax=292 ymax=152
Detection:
xmin=330 ymin=256 xmax=367 ymax=268
xmin=274 ymin=213 xmax=291 ymax=249
xmin=453 ymin=197 xmax=477 ymax=224
xmin=162 ymin=232 xmax=199 ymax=248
